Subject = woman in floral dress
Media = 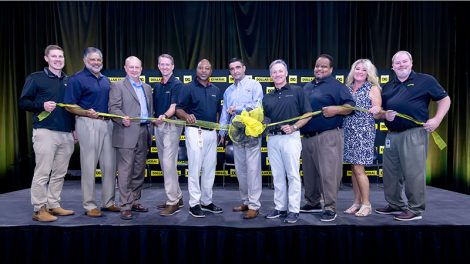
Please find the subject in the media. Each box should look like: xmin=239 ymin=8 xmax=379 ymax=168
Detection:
xmin=343 ymin=59 xmax=382 ymax=216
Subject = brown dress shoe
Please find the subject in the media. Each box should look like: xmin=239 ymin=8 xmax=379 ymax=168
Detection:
xmin=243 ymin=209 xmax=259 ymax=219
xmin=160 ymin=204 xmax=181 ymax=216
xmin=157 ymin=198 xmax=184 ymax=209
xmin=101 ymin=204 xmax=120 ymax=212
xmin=232 ymin=204 xmax=249 ymax=212
xmin=85 ymin=208 xmax=102 ymax=217
xmin=120 ymin=210 xmax=133 ymax=220
xmin=49 ymin=207 xmax=75 ymax=216
xmin=32 ymin=206 xmax=57 ymax=222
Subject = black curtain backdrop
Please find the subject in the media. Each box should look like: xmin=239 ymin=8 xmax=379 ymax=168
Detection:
xmin=1 ymin=1 xmax=469 ymax=194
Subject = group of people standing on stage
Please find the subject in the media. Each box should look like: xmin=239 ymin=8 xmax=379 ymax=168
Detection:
xmin=20 ymin=45 xmax=450 ymax=223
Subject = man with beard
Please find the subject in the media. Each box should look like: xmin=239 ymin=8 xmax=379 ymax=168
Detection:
xmin=300 ymin=54 xmax=355 ymax=222
xmin=375 ymin=50 xmax=450 ymax=221
xmin=176 ymin=59 xmax=223 ymax=218
xmin=19 ymin=45 xmax=75 ymax=222
xmin=64 ymin=47 xmax=119 ymax=217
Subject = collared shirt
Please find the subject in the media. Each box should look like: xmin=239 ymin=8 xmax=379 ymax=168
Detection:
xmin=153 ymin=74 xmax=183 ymax=117
xmin=176 ymin=78 xmax=222 ymax=122
xmin=219 ymin=76 xmax=263 ymax=136
xmin=19 ymin=67 xmax=74 ymax=132
xmin=128 ymin=77 xmax=149 ymax=121
xmin=301 ymin=75 xmax=355 ymax=134
xmin=63 ymin=67 xmax=111 ymax=113
xmin=262 ymin=84 xmax=312 ymax=130
xmin=382 ymin=71 xmax=448 ymax=132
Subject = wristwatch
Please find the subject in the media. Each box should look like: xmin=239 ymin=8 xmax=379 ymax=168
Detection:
xmin=292 ymin=124 xmax=298 ymax=131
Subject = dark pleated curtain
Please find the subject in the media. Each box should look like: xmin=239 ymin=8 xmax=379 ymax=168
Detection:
xmin=1 ymin=1 xmax=469 ymax=194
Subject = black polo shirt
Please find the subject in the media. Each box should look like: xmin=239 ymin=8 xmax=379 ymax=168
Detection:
xmin=301 ymin=75 xmax=355 ymax=134
xmin=262 ymin=84 xmax=312 ymax=129
xmin=153 ymin=75 xmax=183 ymax=117
xmin=382 ymin=71 xmax=448 ymax=132
xmin=19 ymin=67 xmax=74 ymax=132
xmin=176 ymin=79 xmax=222 ymax=122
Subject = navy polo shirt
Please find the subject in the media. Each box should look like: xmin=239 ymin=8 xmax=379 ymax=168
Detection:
xmin=262 ymin=84 xmax=312 ymax=129
xmin=153 ymin=75 xmax=183 ymax=117
xmin=19 ymin=68 xmax=74 ymax=132
xmin=176 ymin=79 xmax=222 ymax=122
xmin=301 ymin=75 xmax=355 ymax=133
xmin=382 ymin=71 xmax=448 ymax=132
xmin=63 ymin=67 xmax=111 ymax=113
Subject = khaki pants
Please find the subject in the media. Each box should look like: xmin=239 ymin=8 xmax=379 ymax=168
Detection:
xmin=31 ymin=128 xmax=74 ymax=212
xmin=76 ymin=116 xmax=116 ymax=210
xmin=155 ymin=123 xmax=184 ymax=206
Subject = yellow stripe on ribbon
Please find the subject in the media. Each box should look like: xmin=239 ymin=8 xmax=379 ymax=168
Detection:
xmin=37 ymin=103 xmax=80 ymax=121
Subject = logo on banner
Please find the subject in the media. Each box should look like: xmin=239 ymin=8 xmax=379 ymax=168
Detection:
xmin=149 ymin=77 xmax=162 ymax=83
xmin=146 ymin=159 xmax=159 ymax=165
xmin=288 ymin=75 xmax=298 ymax=84
xmin=209 ymin=76 xmax=227 ymax=82
xmin=255 ymin=77 xmax=272 ymax=82
xmin=301 ymin=77 xmax=315 ymax=83
xmin=335 ymin=75 xmax=344 ymax=83
xmin=266 ymin=87 xmax=274 ymax=94
xmin=380 ymin=75 xmax=389 ymax=83
xmin=184 ymin=75 xmax=192 ymax=84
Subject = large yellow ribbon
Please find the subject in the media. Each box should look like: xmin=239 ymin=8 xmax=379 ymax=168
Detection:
xmin=341 ymin=105 xmax=447 ymax=150
xmin=38 ymin=103 xmax=446 ymax=150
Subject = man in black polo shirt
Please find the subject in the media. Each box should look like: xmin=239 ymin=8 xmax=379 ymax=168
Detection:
xmin=375 ymin=51 xmax=450 ymax=221
xmin=176 ymin=59 xmax=223 ymax=218
xmin=300 ymin=54 xmax=355 ymax=222
xmin=19 ymin=45 xmax=75 ymax=222
xmin=263 ymin=59 xmax=312 ymax=224
xmin=153 ymin=54 xmax=185 ymax=216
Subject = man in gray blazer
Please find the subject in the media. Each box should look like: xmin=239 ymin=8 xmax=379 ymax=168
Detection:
xmin=109 ymin=56 xmax=153 ymax=220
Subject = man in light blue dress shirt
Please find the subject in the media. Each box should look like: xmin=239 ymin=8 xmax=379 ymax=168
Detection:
xmin=219 ymin=58 xmax=263 ymax=219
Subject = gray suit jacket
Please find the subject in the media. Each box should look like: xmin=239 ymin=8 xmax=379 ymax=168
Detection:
xmin=108 ymin=78 xmax=153 ymax=148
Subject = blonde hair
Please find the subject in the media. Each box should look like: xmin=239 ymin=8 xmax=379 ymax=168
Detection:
xmin=346 ymin=59 xmax=380 ymax=88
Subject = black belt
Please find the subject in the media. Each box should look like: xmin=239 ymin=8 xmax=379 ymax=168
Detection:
xmin=97 ymin=116 xmax=110 ymax=120
xmin=140 ymin=122 xmax=150 ymax=126
xmin=302 ymin=131 xmax=322 ymax=138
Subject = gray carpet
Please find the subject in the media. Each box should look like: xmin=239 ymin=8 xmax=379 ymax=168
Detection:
xmin=1 ymin=180 xmax=469 ymax=227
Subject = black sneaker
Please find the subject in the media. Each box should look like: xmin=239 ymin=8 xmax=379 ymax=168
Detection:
xmin=320 ymin=210 xmax=337 ymax=222
xmin=201 ymin=203 xmax=223 ymax=214
xmin=300 ymin=204 xmax=323 ymax=213
xmin=189 ymin=205 xmax=205 ymax=218
xmin=284 ymin=212 xmax=299 ymax=223
xmin=265 ymin=209 xmax=288 ymax=219
xmin=375 ymin=205 xmax=402 ymax=215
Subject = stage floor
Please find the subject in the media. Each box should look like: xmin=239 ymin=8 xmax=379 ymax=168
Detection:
xmin=1 ymin=180 xmax=469 ymax=227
